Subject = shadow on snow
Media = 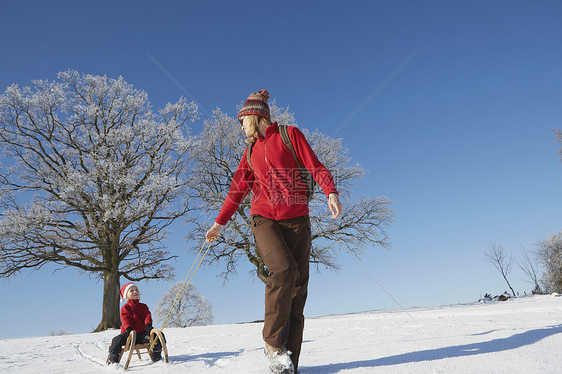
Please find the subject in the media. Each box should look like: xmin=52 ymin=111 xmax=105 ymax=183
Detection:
xmin=170 ymin=349 xmax=244 ymax=365
xmin=303 ymin=325 xmax=562 ymax=373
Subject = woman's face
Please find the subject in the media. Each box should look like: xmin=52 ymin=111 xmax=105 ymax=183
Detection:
xmin=240 ymin=116 xmax=252 ymax=137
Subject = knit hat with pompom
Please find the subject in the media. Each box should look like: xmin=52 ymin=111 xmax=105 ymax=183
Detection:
xmin=237 ymin=89 xmax=271 ymax=121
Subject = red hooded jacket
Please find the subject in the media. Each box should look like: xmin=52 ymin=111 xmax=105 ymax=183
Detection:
xmin=216 ymin=123 xmax=338 ymax=225
xmin=120 ymin=299 xmax=153 ymax=334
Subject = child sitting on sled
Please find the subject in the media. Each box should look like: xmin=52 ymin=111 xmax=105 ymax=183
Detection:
xmin=107 ymin=282 xmax=164 ymax=364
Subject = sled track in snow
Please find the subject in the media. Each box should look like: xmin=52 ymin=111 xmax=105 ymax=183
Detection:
xmin=74 ymin=341 xmax=107 ymax=367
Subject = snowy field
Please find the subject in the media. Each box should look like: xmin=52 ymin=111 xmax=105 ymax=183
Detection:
xmin=1 ymin=294 xmax=561 ymax=374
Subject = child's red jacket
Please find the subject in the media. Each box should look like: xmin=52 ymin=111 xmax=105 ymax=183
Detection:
xmin=216 ymin=123 xmax=338 ymax=225
xmin=120 ymin=299 xmax=153 ymax=334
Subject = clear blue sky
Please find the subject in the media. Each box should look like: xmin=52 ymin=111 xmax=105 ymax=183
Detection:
xmin=1 ymin=1 xmax=561 ymax=339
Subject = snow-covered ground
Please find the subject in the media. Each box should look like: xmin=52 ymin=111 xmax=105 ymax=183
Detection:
xmin=1 ymin=295 xmax=561 ymax=373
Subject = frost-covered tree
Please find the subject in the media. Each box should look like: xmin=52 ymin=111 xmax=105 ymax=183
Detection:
xmin=187 ymin=104 xmax=393 ymax=283
xmin=546 ymin=130 xmax=562 ymax=293
xmin=0 ymin=70 xmax=198 ymax=331
xmin=155 ymin=282 xmax=213 ymax=327
xmin=554 ymin=129 xmax=562 ymax=159
xmin=536 ymin=231 xmax=562 ymax=293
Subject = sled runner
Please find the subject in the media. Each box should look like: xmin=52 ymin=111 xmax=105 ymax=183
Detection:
xmin=106 ymin=329 xmax=169 ymax=370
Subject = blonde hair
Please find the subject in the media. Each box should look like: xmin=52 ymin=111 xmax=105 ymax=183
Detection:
xmin=244 ymin=115 xmax=271 ymax=144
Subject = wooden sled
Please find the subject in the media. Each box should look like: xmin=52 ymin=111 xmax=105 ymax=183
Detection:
xmin=106 ymin=329 xmax=169 ymax=370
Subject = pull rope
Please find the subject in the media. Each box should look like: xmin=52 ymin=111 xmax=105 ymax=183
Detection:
xmin=347 ymin=252 xmax=415 ymax=321
xmin=148 ymin=239 xmax=213 ymax=353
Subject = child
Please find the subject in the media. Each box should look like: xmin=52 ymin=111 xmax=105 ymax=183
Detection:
xmin=107 ymin=282 xmax=164 ymax=364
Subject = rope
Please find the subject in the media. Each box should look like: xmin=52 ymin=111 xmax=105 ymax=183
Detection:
xmin=347 ymin=252 xmax=415 ymax=321
xmin=148 ymin=239 xmax=213 ymax=352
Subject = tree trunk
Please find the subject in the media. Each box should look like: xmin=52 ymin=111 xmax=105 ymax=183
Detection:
xmin=93 ymin=270 xmax=121 ymax=332
xmin=503 ymin=274 xmax=517 ymax=298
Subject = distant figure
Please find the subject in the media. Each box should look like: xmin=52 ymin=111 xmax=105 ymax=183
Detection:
xmin=107 ymin=282 xmax=164 ymax=364
xmin=206 ymin=89 xmax=342 ymax=373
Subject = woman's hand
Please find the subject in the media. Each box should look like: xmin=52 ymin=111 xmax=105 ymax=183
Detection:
xmin=206 ymin=222 xmax=224 ymax=242
xmin=328 ymin=193 xmax=342 ymax=219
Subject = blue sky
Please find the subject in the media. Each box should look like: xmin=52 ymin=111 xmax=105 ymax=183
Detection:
xmin=1 ymin=1 xmax=562 ymax=339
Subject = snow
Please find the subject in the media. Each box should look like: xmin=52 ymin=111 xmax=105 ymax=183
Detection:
xmin=1 ymin=295 xmax=561 ymax=373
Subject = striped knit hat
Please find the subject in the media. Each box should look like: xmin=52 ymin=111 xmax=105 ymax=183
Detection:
xmin=237 ymin=89 xmax=271 ymax=121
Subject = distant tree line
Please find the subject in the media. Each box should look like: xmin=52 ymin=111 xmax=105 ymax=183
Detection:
xmin=485 ymin=130 xmax=562 ymax=296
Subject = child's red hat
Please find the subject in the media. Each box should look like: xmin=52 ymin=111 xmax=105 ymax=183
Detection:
xmin=119 ymin=282 xmax=135 ymax=302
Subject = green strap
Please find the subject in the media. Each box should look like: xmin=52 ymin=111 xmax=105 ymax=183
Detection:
xmin=246 ymin=142 xmax=253 ymax=169
xmin=279 ymin=125 xmax=304 ymax=170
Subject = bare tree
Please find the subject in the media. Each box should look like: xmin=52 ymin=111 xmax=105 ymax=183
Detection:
xmin=536 ymin=231 xmax=562 ymax=293
xmin=155 ymin=282 xmax=214 ymax=327
xmin=485 ymin=242 xmax=516 ymax=297
xmin=48 ymin=329 xmax=70 ymax=336
xmin=518 ymin=243 xmax=543 ymax=294
xmin=0 ymin=70 xmax=198 ymax=331
xmin=187 ymin=105 xmax=393 ymax=283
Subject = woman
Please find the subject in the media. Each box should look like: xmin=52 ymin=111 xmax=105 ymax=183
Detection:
xmin=206 ymin=90 xmax=342 ymax=373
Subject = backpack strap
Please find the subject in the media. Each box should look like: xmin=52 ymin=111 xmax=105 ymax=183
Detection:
xmin=246 ymin=142 xmax=254 ymax=169
xmin=279 ymin=125 xmax=315 ymax=201
xmin=279 ymin=125 xmax=304 ymax=171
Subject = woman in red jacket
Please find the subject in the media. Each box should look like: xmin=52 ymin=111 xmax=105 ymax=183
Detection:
xmin=206 ymin=90 xmax=342 ymax=374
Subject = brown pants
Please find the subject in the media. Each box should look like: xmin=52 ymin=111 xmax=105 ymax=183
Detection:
xmin=251 ymin=214 xmax=311 ymax=372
